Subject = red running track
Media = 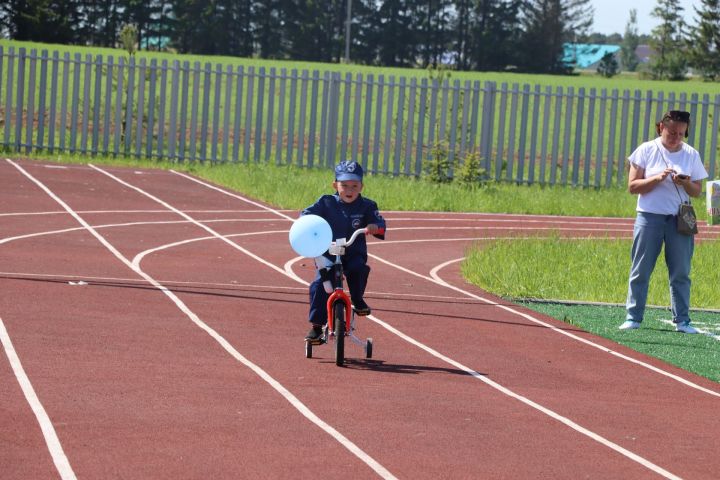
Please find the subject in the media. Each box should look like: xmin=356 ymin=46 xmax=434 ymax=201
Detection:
xmin=1 ymin=158 xmax=719 ymax=480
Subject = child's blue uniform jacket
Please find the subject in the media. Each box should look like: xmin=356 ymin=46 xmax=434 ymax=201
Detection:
xmin=301 ymin=193 xmax=386 ymax=261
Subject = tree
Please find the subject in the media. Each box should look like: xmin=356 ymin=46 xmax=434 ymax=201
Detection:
xmin=648 ymin=0 xmax=688 ymax=80
xmin=620 ymin=9 xmax=640 ymax=71
xmin=686 ymin=0 xmax=720 ymax=81
xmin=596 ymin=51 xmax=619 ymax=77
xmin=341 ymin=0 xmax=379 ymax=65
xmin=282 ymin=0 xmax=347 ymax=62
xmin=120 ymin=23 xmax=138 ymax=55
xmin=74 ymin=0 xmax=121 ymax=47
xmin=375 ymin=0 xmax=417 ymax=67
xmin=415 ymin=0 xmax=453 ymax=68
xmin=455 ymin=0 xmax=522 ymax=72
xmin=583 ymin=32 xmax=622 ymax=44
xmin=519 ymin=0 xmax=593 ymax=74
xmin=254 ymin=0 xmax=287 ymax=59
xmin=0 ymin=0 xmax=83 ymax=44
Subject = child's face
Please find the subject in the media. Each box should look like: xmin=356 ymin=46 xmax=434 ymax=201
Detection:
xmin=333 ymin=180 xmax=363 ymax=203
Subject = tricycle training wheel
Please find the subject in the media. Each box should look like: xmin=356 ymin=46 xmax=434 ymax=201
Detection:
xmin=365 ymin=338 xmax=373 ymax=359
xmin=305 ymin=340 xmax=313 ymax=358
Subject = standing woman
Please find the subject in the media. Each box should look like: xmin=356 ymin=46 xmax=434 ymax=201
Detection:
xmin=620 ymin=110 xmax=708 ymax=333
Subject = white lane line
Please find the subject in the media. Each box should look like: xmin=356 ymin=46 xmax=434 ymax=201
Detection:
xmin=362 ymin=313 xmax=683 ymax=480
xmin=279 ymin=261 xmax=682 ymax=479
xmin=0 ymin=271 xmax=308 ymax=293
xmin=29 ymin=164 xmax=696 ymax=478
xmin=424 ymin=256 xmax=720 ymax=398
xmin=0 ymin=219 xmax=280 ymax=246
xmin=0 ymin=224 xmax=627 ymax=247
xmin=71 ymin=163 xmax=393 ymax=479
xmin=130 ymin=230 xmax=287 ymax=269
xmin=0 ymin=315 xmax=77 ymax=480
xmin=7 ymin=159 xmax=397 ymax=480
xmin=0 ymin=209 xmax=273 ymax=217
xmin=160 ymin=172 xmax=720 ymax=398
xmin=383 ymin=217 xmax=634 ymax=226
xmin=113 ymin=168 xmax=689 ymax=477
xmin=164 ymin=169 xmax=715 ymax=475
xmin=170 ymin=170 xmax=297 ymax=222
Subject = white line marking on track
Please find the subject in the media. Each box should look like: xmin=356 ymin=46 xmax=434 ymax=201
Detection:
xmin=7 ymin=159 xmax=398 ymax=480
xmin=170 ymin=169 xmax=297 ymax=222
xmin=5 ymin=161 xmax=704 ymax=478
xmin=278 ymin=260 xmax=685 ymax=478
xmin=163 ymin=167 xmax=712 ymax=477
xmin=364 ymin=312 xmax=683 ymax=479
xmin=0 ymin=219 xmax=286 ymax=246
xmin=386 ymin=216 xmax=635 ymax=226
xmin=83 ymin=163 xmax=396 ymax=479
xmin=423 ymin=256 xmax=720 ymax=397
xmin=0 ymin=208 xmax=277 ymax=218
xmin=0 ymin=271 xmax=309 ymax=293
xmin=130 ymin=230 xmax=288 ymax=269
xmin=0 ymin=219 xmax=632 ymax=251
xmin=128 ymin=167 xmax=689 ymax=476
xmin=0 ymin=315 xmax=77 ymax=480
xmin=283 ymin=257 xmax=310 ymax=286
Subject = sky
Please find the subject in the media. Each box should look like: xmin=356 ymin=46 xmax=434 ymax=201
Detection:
xmin=590 ymin=0 xmax=698 ymax=35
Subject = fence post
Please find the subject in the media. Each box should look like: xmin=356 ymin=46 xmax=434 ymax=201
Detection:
xmin=480 ymin=81 xmax=496 ymax=175
xmin=14 ymin=48 xmax=26 ymax=152
xmin=325 ymin=72 xmax=341 ymax=166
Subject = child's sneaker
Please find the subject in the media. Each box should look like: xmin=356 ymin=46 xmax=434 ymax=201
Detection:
xmin=353 ymin=299 xmax=371 ymax=316
xmin=305 ymin=325 xmax=324 ymax=341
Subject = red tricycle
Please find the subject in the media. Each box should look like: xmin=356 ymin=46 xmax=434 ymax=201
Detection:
xmin=305 ymin=227 xmax=381 ymax=366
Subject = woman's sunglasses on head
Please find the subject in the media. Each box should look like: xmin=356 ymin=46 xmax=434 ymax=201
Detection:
xmin=664 ymin=110 xmax=691 ymax=123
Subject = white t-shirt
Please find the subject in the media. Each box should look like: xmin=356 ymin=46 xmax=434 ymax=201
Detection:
xmin=628 ymin=138 xmax=708 ymax=215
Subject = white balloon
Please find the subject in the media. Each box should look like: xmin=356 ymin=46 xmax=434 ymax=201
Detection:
xmin=289 ymin=215 xmax=333 ymax=257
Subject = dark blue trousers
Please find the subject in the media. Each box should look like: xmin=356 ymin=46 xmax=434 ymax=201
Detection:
xmin=308 ymin=255 xmax=369 ymax=325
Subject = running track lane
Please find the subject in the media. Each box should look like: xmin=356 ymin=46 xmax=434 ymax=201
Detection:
xmin=2 ymin=159 xmax=719 ymax=479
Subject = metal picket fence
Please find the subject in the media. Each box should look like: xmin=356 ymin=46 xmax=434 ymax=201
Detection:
xmin=1 ymin=46 xmax=718 ymax=186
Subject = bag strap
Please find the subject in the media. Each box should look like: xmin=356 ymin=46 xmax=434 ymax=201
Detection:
xmin=656 ymin=142 xmax=691 ymax=205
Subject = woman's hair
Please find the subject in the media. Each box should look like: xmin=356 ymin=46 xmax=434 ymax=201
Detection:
xmin=655 ymin=110 xmax=690 ymax=137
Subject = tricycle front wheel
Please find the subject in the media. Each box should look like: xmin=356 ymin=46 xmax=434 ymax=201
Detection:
xmin=333 ymin=302 xmax=345 ymax=366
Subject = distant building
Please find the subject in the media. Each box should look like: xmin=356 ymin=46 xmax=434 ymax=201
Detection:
xmin=563 ymin=43 xmax=621 ymax=70
xmin=634 ymin=45 xmax=653 ymax=64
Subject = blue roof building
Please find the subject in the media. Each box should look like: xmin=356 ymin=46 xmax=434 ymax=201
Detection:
xmin=563 ymin=43 xmax=621 ymax=69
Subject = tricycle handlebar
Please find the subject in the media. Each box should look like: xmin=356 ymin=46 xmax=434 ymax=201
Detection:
xmin=345 ymin=227 xmax=368 ymax=247
xmin=328 ymin=227 xmax=384 ymax=256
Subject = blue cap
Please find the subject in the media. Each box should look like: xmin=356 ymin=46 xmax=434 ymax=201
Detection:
xmin=334 ymin=161 xmax=363 ymax=182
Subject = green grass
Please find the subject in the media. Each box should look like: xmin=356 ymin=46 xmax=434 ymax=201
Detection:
xmin=33 ymin=153 xmax=641 ymax=216
xmin=521 ymin=301 xmax=720 ymax=382
xmin=463 ymin=235 xmax=720 ymax=383
xmin=462 ymin=235 xmax=720 ymax=309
